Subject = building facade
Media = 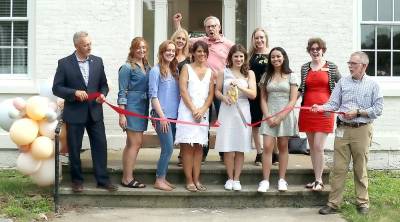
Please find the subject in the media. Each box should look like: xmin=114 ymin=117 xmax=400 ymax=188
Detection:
xmin=0 ymin=0 xmax=399 ymax=168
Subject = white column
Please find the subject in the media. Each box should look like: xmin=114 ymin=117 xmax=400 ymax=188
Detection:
xmin=246 ymin=0 xmax=262 ymax=48
xmin=223 ymin=0 xmax=236 ymax=41
xmin=154 ymin=0 xmax=168 ymax=61
xmin=129 ymin=0 xmax=143 ymax=37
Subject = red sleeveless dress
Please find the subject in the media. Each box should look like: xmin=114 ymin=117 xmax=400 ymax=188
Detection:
xmin=298 ymin=69 xmax=334 ymax=133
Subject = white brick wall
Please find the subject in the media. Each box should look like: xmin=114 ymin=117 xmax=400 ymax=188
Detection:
xmin=259 ymin=0 xmax=354 ymax=74
xmin=35 ymin=0 xmax=133 ymax=148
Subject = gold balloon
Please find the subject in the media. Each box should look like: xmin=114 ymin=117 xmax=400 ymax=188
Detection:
xmin=26 ymin=96 xmax=49 ymax=121
xmin=9 ymin=118 xmax=39 ymax=146
xmin=31 ymin=136 xmax=54 ymax=160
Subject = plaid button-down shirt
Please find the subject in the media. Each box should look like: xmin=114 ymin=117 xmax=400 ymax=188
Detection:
xmin=322 ymin=74 xmax=383 ymax=123
xmin=76 ymin=53 xmax=90 ymax=86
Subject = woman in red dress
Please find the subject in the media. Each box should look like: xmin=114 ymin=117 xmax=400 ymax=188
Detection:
xmin=298 ymin=38 xmax=341 ymax=191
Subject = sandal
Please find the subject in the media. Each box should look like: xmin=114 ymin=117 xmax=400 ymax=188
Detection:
xmin=154 ymin=183 xmax=173 ymax=191
xmin=312 ymin=181 xmax=324 ymax=191
xmin=177 ymin=156 xmax=183 ymax=167
xmin=121 ymin=179 xmax=146 ymax=188
xmin=185 ymin=184 xmax=198 ymax=192
xmin=165 ymin=180 xmax=176 ymax=189
xmin=195 ymin=183 xmax=207 ymax=191
xmin=305 ymin=181 xmax=315 ymax=189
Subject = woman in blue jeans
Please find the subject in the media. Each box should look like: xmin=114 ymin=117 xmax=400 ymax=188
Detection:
xmin=148 ymin=40 xmax=180 ymax=191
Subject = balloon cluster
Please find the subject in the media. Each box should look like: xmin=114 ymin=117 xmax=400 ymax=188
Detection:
xmin=0 ymin=96 xmax=60 ymax=186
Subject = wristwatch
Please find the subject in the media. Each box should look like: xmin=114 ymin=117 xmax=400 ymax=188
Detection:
xmin=356 ymin=109 xmax=361 ymax=118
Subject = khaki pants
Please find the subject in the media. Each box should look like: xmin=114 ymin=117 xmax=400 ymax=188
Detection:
xmin=327 ymin=124 xmax=373 ymax=209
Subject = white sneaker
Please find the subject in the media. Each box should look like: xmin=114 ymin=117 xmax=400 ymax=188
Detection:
xmin=224 ymin=179 xmax=233 ymax=190
xmin=232 ymin=180 xmax=242 ymax=191
xmin=257 ymin=180 xmax=270 ymax=192
xmin=278 ymin=178 xmax=288 ymax=192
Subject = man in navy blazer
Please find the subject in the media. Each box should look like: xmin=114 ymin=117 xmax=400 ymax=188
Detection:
xmin=52 ymin=31 xmax=117 ymax=192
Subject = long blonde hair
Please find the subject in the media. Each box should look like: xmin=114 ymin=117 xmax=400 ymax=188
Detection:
xmin=157 ymin=40 xmax=178 ymax=78
xmin=170 ymin=28 xmax=189 ymax=58
xmin=249 ymin=28 xmax=269 ymax=57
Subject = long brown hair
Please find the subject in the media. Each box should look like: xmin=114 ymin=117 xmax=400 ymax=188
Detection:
xmin=127 ymin=37 xmax=149 ymax=67
xmin=157 ymin=40 xmax=178 ymax=78
xmin=259 ymin=47 xmax=292 ymax=90
xmin=226 ymin=44 xmax=250 ymax=77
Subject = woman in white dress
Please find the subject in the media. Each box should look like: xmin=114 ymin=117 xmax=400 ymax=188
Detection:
xmin=215 ymin=44 xmax=257 ymax=191
xmin=175 ymin=41 xmax=214 ymax=192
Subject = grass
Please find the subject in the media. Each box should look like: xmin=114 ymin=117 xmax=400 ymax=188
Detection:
xmin=0 ymin=169 xmax=399 ymax=221
xmin=340 ymin=170 xmax=400 ymax=222
xmin=0 ymin=169 xmax=53 ymax=222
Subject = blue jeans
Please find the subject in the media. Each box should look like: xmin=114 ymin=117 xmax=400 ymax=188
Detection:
xmin=155 ymin=121 xmax=176 ymax=178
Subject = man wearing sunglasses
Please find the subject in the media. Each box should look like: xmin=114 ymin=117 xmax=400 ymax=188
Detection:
xmin=311 ymin=51 xmax=383 ymax=215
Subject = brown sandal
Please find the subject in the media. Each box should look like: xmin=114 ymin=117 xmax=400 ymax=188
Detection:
xmin=195 ymin=183 xmax=207 ymax=191
xmin=186 ymin=184 xmax=198 ymax=192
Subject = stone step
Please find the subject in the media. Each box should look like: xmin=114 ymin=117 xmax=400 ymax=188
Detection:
xmin=59 ymin=183 xmax=330 ymax=208
xmin=62 ymin=161 xmax=329 ymax=186
xmin=60 ymin=149 xmax=329 ymax=186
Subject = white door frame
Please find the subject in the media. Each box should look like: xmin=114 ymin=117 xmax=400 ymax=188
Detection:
xmin=133 ymin=0 xmax=260 ymax=58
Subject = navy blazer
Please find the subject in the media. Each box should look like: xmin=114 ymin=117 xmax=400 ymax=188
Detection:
xmin=52 ymin=52 xmax=109 ymax=124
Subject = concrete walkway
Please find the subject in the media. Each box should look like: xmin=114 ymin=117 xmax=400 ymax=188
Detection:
xmin=53 ymin=208 xmax=345 ymax=222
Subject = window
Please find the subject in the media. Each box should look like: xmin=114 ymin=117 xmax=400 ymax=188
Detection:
xmin=0 ymin=0 xmax=28 ymax=75
xmin=361 ymin=0 xmax=400 ymax=77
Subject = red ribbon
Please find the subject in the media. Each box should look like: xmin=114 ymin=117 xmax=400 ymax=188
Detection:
xmin=89 ymin=92 xmax=220 ymax=127
xmin=88 ymin=92 xmax=344 ymax=128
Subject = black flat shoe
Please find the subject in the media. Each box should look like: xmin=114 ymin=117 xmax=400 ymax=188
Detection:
xmin=357 ymin=206 xmax=369 ymax=215
xmin=319 ymin=205 xmax=339 ymax=215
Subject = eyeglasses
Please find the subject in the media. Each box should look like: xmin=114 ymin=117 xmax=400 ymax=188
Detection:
xmin=310 ymin=47 xmax=321 ymax=52
xmin=205 ymin=24 xmax=217 ymax=29
xmin=347 ymin=61 xmax=364 ymax=66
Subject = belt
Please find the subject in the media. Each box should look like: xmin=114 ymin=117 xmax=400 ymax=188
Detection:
xmin=337 ymin=119 xmax=368 ymax=128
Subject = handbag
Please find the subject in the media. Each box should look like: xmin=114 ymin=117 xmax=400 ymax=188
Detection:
xmin=288 ymin=136 xmax=309 ymax=155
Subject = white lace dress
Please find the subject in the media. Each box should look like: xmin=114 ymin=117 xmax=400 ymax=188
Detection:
xmin=215 ymin=68 xmax=252 ymax=153
xmin=174 ymin=64 xmax=212 ymax=146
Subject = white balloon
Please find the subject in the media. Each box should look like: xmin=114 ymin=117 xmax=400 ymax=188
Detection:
xmin=45 ymin=110 xmax=58 ymax=122
xmin=8 ymin=107 xmax=21 ymax=119
xmin=30 ymin=157 xmax=55 ymax=187
xmin=16 ymin=152 xmax=42 ymax=175
xmin=39 ymin=120 xmax=58 ymax=139
xmin=0 ymin=99 xmax=18 ymax=131
xmin=38 ymin=79 xmax=57 ymax=102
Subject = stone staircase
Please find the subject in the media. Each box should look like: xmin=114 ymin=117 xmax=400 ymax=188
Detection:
xmin=58 ymin=133 xmax=331 ymax=208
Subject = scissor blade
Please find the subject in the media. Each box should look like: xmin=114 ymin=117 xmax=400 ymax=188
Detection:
xmin=236 ymin=103 xmax=247 ymax=128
